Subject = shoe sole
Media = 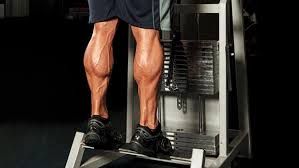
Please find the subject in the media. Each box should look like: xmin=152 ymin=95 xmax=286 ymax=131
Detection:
xmin=84 ymin=132 xmax=124 ymax=150
xmin=126 ymin=141 xmax=156 ymax=157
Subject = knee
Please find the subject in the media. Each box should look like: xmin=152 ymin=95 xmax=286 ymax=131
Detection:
xmin=90 ymin=20 xmax=117 ymax=46
xmin=133 ymin=28 xmax=160 ymax=45
xmin=92 ymin=20 xmax=118 ymax=41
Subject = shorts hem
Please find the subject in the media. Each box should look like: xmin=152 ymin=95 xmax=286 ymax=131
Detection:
xmin=118 ymin=15 xmax=160 ymax=30
xmin=127 ymin=21 xmax=160 ymax=30
xmin=89 ymin=16 xmax=161 ymax=30
xmin=89 ymin=16 xmax=118 ymax=24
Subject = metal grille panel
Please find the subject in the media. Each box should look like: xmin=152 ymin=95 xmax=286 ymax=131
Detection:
xmin=161 ymin=40 xmax=219 ymax=95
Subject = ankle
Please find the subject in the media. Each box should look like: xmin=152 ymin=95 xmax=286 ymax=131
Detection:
xmin=91 ymin=113 xmax=109 ymax=120
xmin=91 ymin=115 xmax=110 ymax=124
xmin=139 ymin=122 xmax=160 ymax=132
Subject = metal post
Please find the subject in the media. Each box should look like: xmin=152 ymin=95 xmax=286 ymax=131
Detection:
xmin=199 ymin=96 xmax=206 ymax=134
xmin=65 ymin=132 xmax=85 ymax=168
xmin=190 ymin=149 xmax=205 ymax=168
xmin=231 ymin=0 xmax=252 ymax=158
xmin=126 ymin=28 xmax=135 ymax=143
xmin=0 ymin=3 xmax=4 ymax=18
xmin=219 ymin=0 xmax=228 ymax=157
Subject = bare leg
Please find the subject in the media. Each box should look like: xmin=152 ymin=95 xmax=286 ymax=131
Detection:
xmin=131 ymin=26 xmax=164 ymax=129
xmin=84 ymin=19 xmax=118 ymax=119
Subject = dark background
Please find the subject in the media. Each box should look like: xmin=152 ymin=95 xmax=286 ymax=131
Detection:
xmin=0 ymin=0 xmax=265 ymax=167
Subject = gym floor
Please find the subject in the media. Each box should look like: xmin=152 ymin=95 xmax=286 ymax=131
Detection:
xmin=0 ymin=18 xmax=257 ymax=168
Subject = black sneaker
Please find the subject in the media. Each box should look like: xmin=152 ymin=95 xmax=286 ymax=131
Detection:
xmin=123 ymin=123 xmax=173 ymax=157
xmin=84 ymin=116 xmax=123 ymax=150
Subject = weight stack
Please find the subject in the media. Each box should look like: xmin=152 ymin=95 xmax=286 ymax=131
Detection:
xmin=160 ymin=40 xmax=219 ymax=96
xmin=187 ymin=40 xmax=219 ymax=95
xmin=161 ymin=40 xmax=188 ymax=93
xmin=165 ymin=130 xmax=219 ymax=158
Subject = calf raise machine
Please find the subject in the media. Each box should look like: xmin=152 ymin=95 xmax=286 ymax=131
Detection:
xmin=65 ymin=0 xmax=251 ymax=167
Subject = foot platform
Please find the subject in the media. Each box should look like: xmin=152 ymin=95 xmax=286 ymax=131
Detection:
xmin=65 ymin=132 xmax=205 ymax=168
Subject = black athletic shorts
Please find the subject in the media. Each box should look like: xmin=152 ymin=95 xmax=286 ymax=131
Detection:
xmin=88 ymin=0 xmax=172 ymax=30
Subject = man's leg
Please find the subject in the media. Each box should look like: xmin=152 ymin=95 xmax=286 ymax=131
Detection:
xmin=83 ymin=19 xmax=122 ymax=148
xmin=84 ymin=19 xmax=118 ymax=119
xmin=122 ymin=26 xmax=173 ymax=156
xmin=131 ymin=26 xmax=164 ymax=129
